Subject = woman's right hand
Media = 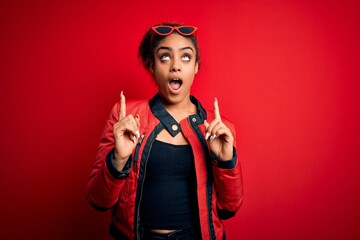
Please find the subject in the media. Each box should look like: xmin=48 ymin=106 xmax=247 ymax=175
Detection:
xmin=112 ymin=91 xmax=140 ymax=170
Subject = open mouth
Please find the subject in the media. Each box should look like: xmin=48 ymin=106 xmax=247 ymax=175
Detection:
xmin=169 ymin=78 xmax=183 ymax=91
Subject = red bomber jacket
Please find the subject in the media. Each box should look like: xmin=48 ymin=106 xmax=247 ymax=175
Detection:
xmin=86 ymin=94 xmax=243 ymax=240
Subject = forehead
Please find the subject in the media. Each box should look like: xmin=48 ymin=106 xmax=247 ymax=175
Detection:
xmin=156 ymin=33 xmax=196 ymax=51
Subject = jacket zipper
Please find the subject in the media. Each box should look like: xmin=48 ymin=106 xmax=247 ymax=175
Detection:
xmin=188 ymin=117 xmax=215 ymax=239
xmin=133 ymin=134 xmax=145 ymax=172
xmin=135 ymin=136 xmax=156 ymax=240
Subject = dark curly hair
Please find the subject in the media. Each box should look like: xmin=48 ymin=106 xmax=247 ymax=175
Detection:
xmin=138 ymin=22 xmax=200 ymax=74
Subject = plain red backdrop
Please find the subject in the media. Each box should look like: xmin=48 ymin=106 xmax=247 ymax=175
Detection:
xmin=1 ymin=0 xmax=359 ymax=239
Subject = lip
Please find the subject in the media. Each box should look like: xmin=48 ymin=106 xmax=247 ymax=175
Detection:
xmin=168 ymin=78 xmax=183 ymax=94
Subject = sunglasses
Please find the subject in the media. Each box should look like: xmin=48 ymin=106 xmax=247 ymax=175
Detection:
xmin=151 ymin=25 xmax=198 ymax=36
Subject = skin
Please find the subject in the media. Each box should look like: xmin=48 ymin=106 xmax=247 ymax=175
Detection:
xmin=152 ymin=33 xmax=198 ymax=114
xmin=112 ymin=32 xmax=234 ymax=233
xmin=152 ymin=33 xmax=199 ymax=145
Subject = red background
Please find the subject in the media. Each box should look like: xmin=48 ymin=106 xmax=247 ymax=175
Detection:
xmin=1 ymin=0 xmax=360 ymax=239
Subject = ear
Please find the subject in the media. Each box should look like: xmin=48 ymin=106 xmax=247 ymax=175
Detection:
xmin=150 ymin=62 xmax=155 ymax=74
xmin=195 ymin=62 xmax=199 ymax=74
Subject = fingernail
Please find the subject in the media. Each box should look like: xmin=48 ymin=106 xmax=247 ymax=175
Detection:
xmin=205 ymin=132 xmax=210 ymax=140
xmin=135 ymin=130 xmax=140 ymax=138
xmin=133 ymin=136 xmax=136 ymax=144
xmin=210 ymin=134 xmax=216 ymax=142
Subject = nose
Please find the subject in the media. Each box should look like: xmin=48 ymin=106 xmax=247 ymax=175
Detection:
xmin=170 ymin=58 xmax=181 ymax=72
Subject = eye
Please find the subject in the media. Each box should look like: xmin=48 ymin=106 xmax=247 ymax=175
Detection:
xmin=182 ymin=54 xmax=191 ymax=62
xmin=160 ymin=54 xmax=170 ymax=61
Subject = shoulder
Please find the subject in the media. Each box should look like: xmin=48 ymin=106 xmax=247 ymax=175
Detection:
xmin=109 ymin=98 xmax=149 ymax=120
xmin=191 ymin=95 xmax=235 ymax=131
xmin=206 ymin=108 xmax=235 ymax=130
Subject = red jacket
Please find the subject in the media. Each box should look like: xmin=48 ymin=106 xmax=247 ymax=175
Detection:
xmin=86 ymin=94 xmax=243 ymax=239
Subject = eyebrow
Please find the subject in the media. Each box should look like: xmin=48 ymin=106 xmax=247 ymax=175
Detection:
xmin=157 ymin=46 xmax=194 ymax=53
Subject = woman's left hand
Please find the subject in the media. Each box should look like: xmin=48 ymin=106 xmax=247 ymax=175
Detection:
xmin=204 ymin=98 xmax=234 ymax=161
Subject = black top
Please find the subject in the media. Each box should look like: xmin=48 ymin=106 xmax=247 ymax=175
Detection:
xmin=139 ymin=140 xmax=199 ymax=229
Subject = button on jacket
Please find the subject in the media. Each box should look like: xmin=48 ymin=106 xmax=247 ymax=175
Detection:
xmin=86 ymin=94 xmax=243 ymax=240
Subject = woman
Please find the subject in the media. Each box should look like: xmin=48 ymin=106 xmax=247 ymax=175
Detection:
xmin=86 ymin=23 xmax=243 ymax=240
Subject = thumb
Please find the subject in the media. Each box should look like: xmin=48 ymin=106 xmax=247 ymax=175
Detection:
xmin=204 ymin=120 xmax=210 ymax=140
xmin=135 ymin=114 xmax=140 ymax=138
xmin=204 ymin=119 xmax=209 ymax=128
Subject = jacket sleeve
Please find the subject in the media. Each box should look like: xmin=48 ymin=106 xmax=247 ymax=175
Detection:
xmin=211 ymin=121 xmax=244 ymax=220
xmin=86 ymin=102 xmax=130 ymax=211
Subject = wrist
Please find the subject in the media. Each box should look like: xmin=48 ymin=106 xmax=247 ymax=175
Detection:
xmin=210 ymin=147 xmax=237 ymax=169
xmin=113 ymin=152 xmax=130 ymax=171
xmin=106 ymin=149 xmax=132 ymax=179
xmin=218 ymin=152 xmax=233 ymax=161
xmin=218 ymin=145 xmax=234 ymax=161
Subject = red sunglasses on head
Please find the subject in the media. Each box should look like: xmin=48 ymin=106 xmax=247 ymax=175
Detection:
xmin=151 ymin=25 xmax=198 ymax=36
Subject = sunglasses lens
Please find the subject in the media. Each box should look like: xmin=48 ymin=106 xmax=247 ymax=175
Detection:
xmin=178 ymin=27 xmax=196 ymax=35
xmin=155 ymin=26 xmax=173 ymax=35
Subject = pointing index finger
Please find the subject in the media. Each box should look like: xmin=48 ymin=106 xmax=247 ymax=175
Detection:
xmin=119 ymin=91 xmax=126 ymax=120
xmin=214 ymin=97 xmax=221 ymax=121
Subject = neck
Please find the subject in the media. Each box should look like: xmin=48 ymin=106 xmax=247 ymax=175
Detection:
xmin=159 ymin=94 xmax=197 ymax=122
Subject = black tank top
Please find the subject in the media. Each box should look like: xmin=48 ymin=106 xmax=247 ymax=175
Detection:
xmin=139 ymin=140 xmax=199 ymax=229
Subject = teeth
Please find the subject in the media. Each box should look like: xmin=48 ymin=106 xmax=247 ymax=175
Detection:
xmin=171 ymin=79 xmax=182 ymax=82
xmin=169 ymin=79 xmax=182 ymax=91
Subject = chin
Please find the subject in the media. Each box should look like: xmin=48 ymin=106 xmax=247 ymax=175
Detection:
xmin=159 ymin=91 xmax=187 ymax=105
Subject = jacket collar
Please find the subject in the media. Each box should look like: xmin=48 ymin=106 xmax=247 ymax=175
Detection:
xmin=149 ymin=93 xmax=207 ymax=137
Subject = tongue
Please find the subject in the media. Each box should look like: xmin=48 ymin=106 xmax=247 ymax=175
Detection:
xmin=169 ymin=81 xmax=181 ymax=90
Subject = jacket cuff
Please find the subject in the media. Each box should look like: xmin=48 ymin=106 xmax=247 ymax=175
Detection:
xmin=210 ymin=147 xmax=237 ymax=169
xmin=106 ymin=149 xmax=132 ymax=179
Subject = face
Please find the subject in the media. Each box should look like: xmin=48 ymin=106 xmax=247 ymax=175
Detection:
xmin=152 ymin=33 xmax=199 ymax=105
